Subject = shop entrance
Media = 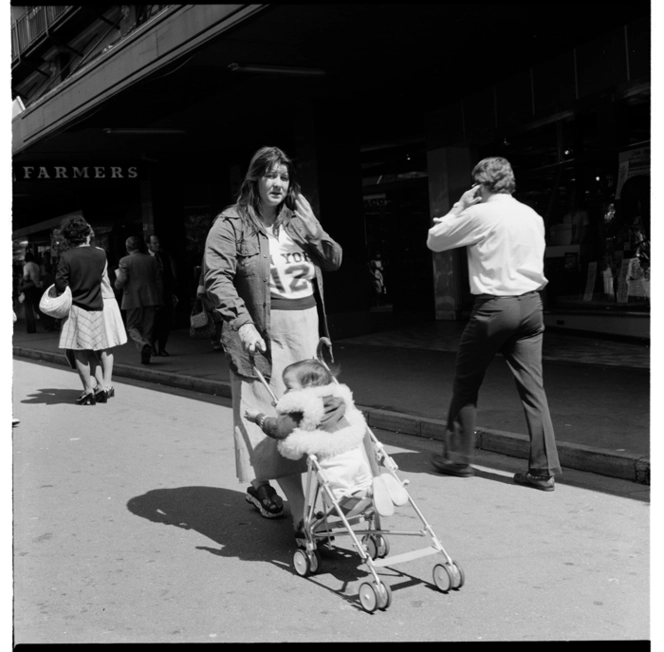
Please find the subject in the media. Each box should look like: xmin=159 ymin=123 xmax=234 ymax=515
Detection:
xmin=362 ymin=177 xmax=434 ymax=321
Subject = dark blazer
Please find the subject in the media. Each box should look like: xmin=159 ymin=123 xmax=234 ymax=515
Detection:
xmin=115 ymin=250 xmax=163 ymax=310
xmin=55 ymin=245 xmax=107 ymax=311
xmin=150 ymin=249 xmax=176 ymax=296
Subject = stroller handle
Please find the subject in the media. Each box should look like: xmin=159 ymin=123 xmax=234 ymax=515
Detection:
xmin=249 ymin=353 xmax=279 ymax=405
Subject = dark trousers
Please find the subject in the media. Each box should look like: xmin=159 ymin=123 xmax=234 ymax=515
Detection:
xmin=152 ymin=301 xmax=173 ymax=352
xmin=444 ymin=291 xmax=561 ymax=476
xmin=126 ymin=307 xmax=156 ymax=353
xmin=23 ymin=287 xmax=42 ymax=333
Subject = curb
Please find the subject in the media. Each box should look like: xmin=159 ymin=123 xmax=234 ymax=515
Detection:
xmin=14 ymin=346 xmax=649 ymax=486
xmin=13 ymin=346 xmax=234 ymax=400
xmin=364 ymin=410 xmax=650 ymax=486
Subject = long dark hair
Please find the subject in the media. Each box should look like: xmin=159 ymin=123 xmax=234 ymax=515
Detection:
xmin=236 ymin=146 xmax=301 ymax=233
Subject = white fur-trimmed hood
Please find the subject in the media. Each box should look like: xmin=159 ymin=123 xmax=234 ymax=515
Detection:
xmin=276 ymin=383 xmax=368 ymax=460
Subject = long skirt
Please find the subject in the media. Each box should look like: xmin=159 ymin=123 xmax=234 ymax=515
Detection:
xmin=231 ymin=306 xmax=319 ymax=483
xmin=59 ymin=305 xmax=107 ymax=351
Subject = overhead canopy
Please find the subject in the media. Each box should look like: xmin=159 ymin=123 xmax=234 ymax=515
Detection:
xmin=11 ymin=4 xmax=267 ymax=157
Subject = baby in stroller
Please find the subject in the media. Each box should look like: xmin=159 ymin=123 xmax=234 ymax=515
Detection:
xmin=247 ymin=355 xmax=463 ymax=611
xmin=245 ymin=358 xmax=376 ymax=547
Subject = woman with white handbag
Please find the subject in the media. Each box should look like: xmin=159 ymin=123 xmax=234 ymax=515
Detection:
xmin=50 ymin=215 xmax=126 ymax=405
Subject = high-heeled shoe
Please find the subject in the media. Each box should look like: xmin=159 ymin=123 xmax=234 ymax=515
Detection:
xmin=75 ymin=392 xmax=96 ymax=406
xmin=94 ymin=388 xmax=107 ymax=404
xmin=106 ymin=386 xmax=115 ymax=399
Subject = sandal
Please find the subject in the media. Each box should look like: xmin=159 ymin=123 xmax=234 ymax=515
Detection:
xmin=246 ymin=484 xmax=284 ymax=519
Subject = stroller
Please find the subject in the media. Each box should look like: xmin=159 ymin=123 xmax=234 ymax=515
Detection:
xmin=252 ymin=338 xmax=464 ymax=613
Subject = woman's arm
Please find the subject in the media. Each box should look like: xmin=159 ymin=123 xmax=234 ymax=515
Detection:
xmin=115 ymin=258 xmax=129 ymax=290
xmin=54 ymin=255 xmax=70 ymax=294
xmin=291 ymin=195 xmax=343 ymax=272
xmin=203 ymin=216 xmax=253 ymax=330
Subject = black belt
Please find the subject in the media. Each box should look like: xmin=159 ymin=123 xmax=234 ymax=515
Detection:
xmin=475 ymin=291 xmax=538 ymax=300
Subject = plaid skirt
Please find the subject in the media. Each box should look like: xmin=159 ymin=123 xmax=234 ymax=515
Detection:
xmin=59 ymin=304 xmax=107 ymax=351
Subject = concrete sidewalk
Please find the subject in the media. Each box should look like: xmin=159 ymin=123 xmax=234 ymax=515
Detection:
xmin=12 ymin=319 xmax=650 ymax=485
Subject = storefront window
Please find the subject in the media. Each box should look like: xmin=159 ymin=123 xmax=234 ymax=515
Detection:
xmin=484 ymin=91 xmax=650 ymax=315
xmin=361 ymin=143 xmax=432 ymax=316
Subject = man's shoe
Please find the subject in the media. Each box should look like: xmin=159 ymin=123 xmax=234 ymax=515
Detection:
xmin=513 ymin=472 xmax=555 ymax=492
xmin=431 ymin=453 xmax=474 ymax=477
xmin=141 ymin=344 xmax=152 ymax=365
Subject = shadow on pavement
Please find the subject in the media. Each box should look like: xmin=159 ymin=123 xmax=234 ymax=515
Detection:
xmin=385 ymin=449 xmax=650 ymax=503
xmin=20 ymin=387 xmax=83 ymax=405
xmin=125 ymin=486 xmax=374 ymax=589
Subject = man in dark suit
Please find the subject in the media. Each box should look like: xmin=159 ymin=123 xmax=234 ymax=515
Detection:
xmin=115 ymin=235 xmax=163 ymax=364
xmin=146 ymin=233 xmax=178 ymax=356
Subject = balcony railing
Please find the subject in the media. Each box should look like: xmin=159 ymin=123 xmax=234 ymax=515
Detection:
xmin=11 ymin=6 xmax=74 ymax=62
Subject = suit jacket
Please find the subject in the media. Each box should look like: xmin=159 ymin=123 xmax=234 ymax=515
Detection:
xmin=150 ymin=249 xmax=176 ymax=296
xmin=115 ymin=250 xmax=163 ymax=310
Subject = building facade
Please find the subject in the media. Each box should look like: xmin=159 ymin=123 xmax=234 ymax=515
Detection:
xmin=11 ymin=4 xmax=650 ymax=339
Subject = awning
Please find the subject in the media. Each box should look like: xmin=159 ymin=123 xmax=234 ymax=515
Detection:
xmin=12 ymin=4 xmax=267 ymax=156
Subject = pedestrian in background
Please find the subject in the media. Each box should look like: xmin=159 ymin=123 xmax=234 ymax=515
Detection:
xmin=115 ymin=235 xmax=163 ymax=365
xmin=53 ymin=215 xmax=109 ymax=405
xmin=203 ymin=145 xmax=342 ymax=534
xmin=196 ymin=265 xmax=223 ymax=351
xmin=147 ymin=233 xmax=178 ymax=356
xmin=20 ymin=250 xmax=43 ymax=333
xmin=426 ymin=156 xmax=561 ymax=491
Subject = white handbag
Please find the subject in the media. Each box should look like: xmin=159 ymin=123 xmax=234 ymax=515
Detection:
xmin=39 ymin=284 xmax=72 ymax=319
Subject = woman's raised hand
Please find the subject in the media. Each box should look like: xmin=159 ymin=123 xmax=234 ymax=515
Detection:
xmin=293 ymin=194 xmax=322 ymax=239
xmin=238 ymin=323 xmax=266 ymax=354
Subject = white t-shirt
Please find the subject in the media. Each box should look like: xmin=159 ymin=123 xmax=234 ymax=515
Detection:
xmin=427 ymin=193 xmax=548 ymax=295
xmin=318 ymin=448 xmax=373 ymax=500
xmin=265 ymin=225 xmax=315 ymax=301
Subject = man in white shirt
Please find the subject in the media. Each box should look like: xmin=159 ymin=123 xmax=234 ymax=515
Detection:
xmin=426 ymin=157 xmax=561 ymax=491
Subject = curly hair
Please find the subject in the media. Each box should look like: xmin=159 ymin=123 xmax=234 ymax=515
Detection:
xmin=51 ymin=215 xmax=92 ymax=255
xmin=472 ymin=157 xmax=516 ymax=195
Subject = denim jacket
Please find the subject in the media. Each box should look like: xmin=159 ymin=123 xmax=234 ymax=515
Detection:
xmin=203 ymin=205 xmax=343 ymax=380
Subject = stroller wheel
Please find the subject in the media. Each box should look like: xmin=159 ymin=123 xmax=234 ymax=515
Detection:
xmin=452 ymin=560 xmax=465 ymax=589
xmin=432 ymin=563 xmax=453 ymax=593
xmin=293 ymin=549 xmax=321 ymax=577
xmin=376 ymin=535 xmax=390 ymax=559
xmin=361 ymin=535 xmax=379 ymax=560
xmin=310 ymin=550 xmax=321 ymax=574
xmin=377 ymin=582 xmax=393 ymax=610
xmin=358 ymin=582 xmax=379 ymax=613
